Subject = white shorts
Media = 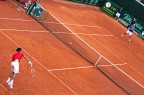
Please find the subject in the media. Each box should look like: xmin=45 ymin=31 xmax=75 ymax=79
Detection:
xmin=116 ymin=12 xmax=121 ymax=17
xmin=11 ymin=60 xmax=19 ymax=74
xmin=126 ymin=30 xmax=133 ymax=36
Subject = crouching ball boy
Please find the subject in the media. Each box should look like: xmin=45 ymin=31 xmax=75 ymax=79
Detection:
xmin=6 ymin=48 xmax=32 ymax=89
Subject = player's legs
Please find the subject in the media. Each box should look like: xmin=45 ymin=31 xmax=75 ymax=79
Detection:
xmin=7 ymin=60 xmax=19 ymax=88
xmin=121 ymin=30 xmax=128 ymax=37
xmin=128 ymin=32 xmax=133 ymax=41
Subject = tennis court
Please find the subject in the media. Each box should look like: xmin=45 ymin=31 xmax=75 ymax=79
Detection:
xmin=0 ymin=0 xmax=144 ymax=95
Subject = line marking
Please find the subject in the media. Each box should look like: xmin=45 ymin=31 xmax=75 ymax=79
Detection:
xmin=9 ymin=0 xmax=144 ymax=90
xmin=91 ymin=30 xmax=144 ymax=78
xmin=49 ymin=65 xmax=95 ymax=71
xmin=102 ymin=28 xmax=139 ymax=54
xmin=49 ymin=63 xmax=128 ymax=72
xmin=0 ymin=83 xmax=8 ymax=91
xmin=90 ymin=36 xmax=126 ymax=63
xmin=0 ymin=83 xmax=12 ymax=95
xmin=0 ymin=17 xmax=104 ymax=28
xmin=97 ymin=63 xmax=127 ymax=67
xmin=0 ymin=28 xmax=113 ymax=36
xmin=0 ymin=17 xmax=34 ymax=22
xmin=48 ymin=71 xmax=77 ymax=95
xmin=43 ymin=21 xmax=103 ymax=28
xmin=0 ymin=28 xmax=48 ymax=32
xmin=48 ymin=12 xmax=144 ymax=89
xmin=52 ymin=32 xmax=113 ymax=36
xmin=127 ymin=64 xmax=144 ymax=79
xmin=0 ymin=31 xmax=77 ymax=95
xmin=95 ymin=56 xmax=102 ymax=65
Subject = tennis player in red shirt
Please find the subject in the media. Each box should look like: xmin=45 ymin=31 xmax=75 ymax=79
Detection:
xmin=6 ymin=48 xmax=32 ymax=89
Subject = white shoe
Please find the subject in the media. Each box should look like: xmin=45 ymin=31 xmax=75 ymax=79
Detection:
xmin=8 ymin=82 xmax=13 ymax=89
xmin=6 ymin=80 xmax=10 ymax=84
xmin=129 ymin=39 xmax=131 ymax=42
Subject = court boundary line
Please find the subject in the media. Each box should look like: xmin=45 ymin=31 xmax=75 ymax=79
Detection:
xmin=97 ymin=63 xmax=127 ymax=67
xmin=95 ymin=56 xmax=102 ymax=65
xmin=52 ymin=32 xmax=113 ymax=36
xmin=8 ymin=0 xmax=144 ymax=90
xmin=90 ymin=35 xmax=144 ymax=78
xmin=49 ymin=65 xmax=95 ymax=71
xmin=0 ymin=83 xmax=8 ymax=91
xmin=0 ymin=28 xmax=113 ymax=36
xmin=0 ymin=30 xmax=77 ymax=95
xmin=0 ymin=28 xmax=48 ymax=32
xmin=48 ymin=63 xmax=127 ymax=72
xmin=90 ymin=35 xmax=126 ymax=63
xmin=0 ymin=83 xmax=13 ymax=95
xmin=0 ymin=17 xmax=34 ymax=22
xmin=48 ymin=11 xmax=144 ymax=89
xmin=0 ymin=17 xmax=104 ymax=28
xmin=127 ymin=64 xmax=144 ymax=78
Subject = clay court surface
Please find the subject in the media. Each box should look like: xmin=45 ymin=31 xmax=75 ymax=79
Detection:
xmin=0 ymin=0 xmax=144 ymax=95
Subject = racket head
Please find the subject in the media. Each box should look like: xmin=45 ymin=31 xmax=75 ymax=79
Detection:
xmin=31 ymin=68 xmax=36 ymax=78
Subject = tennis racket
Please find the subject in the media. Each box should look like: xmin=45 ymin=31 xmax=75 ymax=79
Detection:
xmin=31 ymin=68 xmax=36 ymax=78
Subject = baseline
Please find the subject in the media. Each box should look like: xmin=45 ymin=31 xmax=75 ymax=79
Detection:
xmin=0 ymin=31 xmax=77 ymax=95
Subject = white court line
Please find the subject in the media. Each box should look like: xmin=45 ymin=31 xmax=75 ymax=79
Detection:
xmin=0 ymin=30 xmax=77 ymax=95
xmin=91 ymin=29 xmax=144 ymax=78
xmin=90 ymin=36 xmax=126 ymax=63
xmin=0 ymin=17 xmax=34 ymax=22
xmin=9 ymin=0 xmax=144 ymax=90
xmin=90 ymin=29 xmax=144 ymax=84
xmin=95 ymin=56 xmax=102 ymax=65
xmin=127 ymin=64 xmax=144 ymax=79
xmin=97 ymin=63 xmax=127 ymax=67
xmin=49 ymin=65 xmax=95 ymax=72
xmin=52 ymin=32 xmax=113 ymax=36
xmin=0 ymin=83 xmax=8 ymax=92
xmin=49 ymin=63 xmax=128 ymax=72
xmin=0 ymin=28 xmax=113 ymax=36
xmin=102 ymin=28 xmax=139 ymax=54
xmin=0 ymin=28 xmax=48 ymax=32
xmin=48 ymin=11 xmax=144 ymax=89
xmin=0 ymin=83 xmax=13 ymax=95
xmin=0 ymin=17 xmax=103 ymax=28
xmin=43 ymin=21 xmax=103 ymax=28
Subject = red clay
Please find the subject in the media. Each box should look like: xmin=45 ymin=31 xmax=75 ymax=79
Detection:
xmin=0 ymin=0 xmax=144 ymax=95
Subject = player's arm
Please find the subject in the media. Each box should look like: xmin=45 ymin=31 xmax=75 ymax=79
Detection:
xmin=23 ymin=55 xmax=33 ymax=67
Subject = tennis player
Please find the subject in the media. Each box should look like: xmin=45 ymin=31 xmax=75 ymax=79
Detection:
xmin=121 ymin=23 xmax=135 ymax=42
xmin=127 ymin=18 xmax=136 ymax=28
xmin=6 ymin=48 xmax=32 ymax=89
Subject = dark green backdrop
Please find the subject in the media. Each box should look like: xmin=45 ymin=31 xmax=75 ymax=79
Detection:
xmin=110 ymin=0 xmax=144 ymax=22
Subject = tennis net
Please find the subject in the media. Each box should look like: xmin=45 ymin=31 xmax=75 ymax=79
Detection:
xmin=11 ymin=0 xmax=144 ymax=94
xmin=30 ymin=5 xmax=144 ymax=94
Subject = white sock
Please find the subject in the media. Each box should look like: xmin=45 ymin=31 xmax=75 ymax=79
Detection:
xmin=6 ymin=77 xmax=11 ymax=83
xmin=10 ymin=80 xmax=14 ymax=86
